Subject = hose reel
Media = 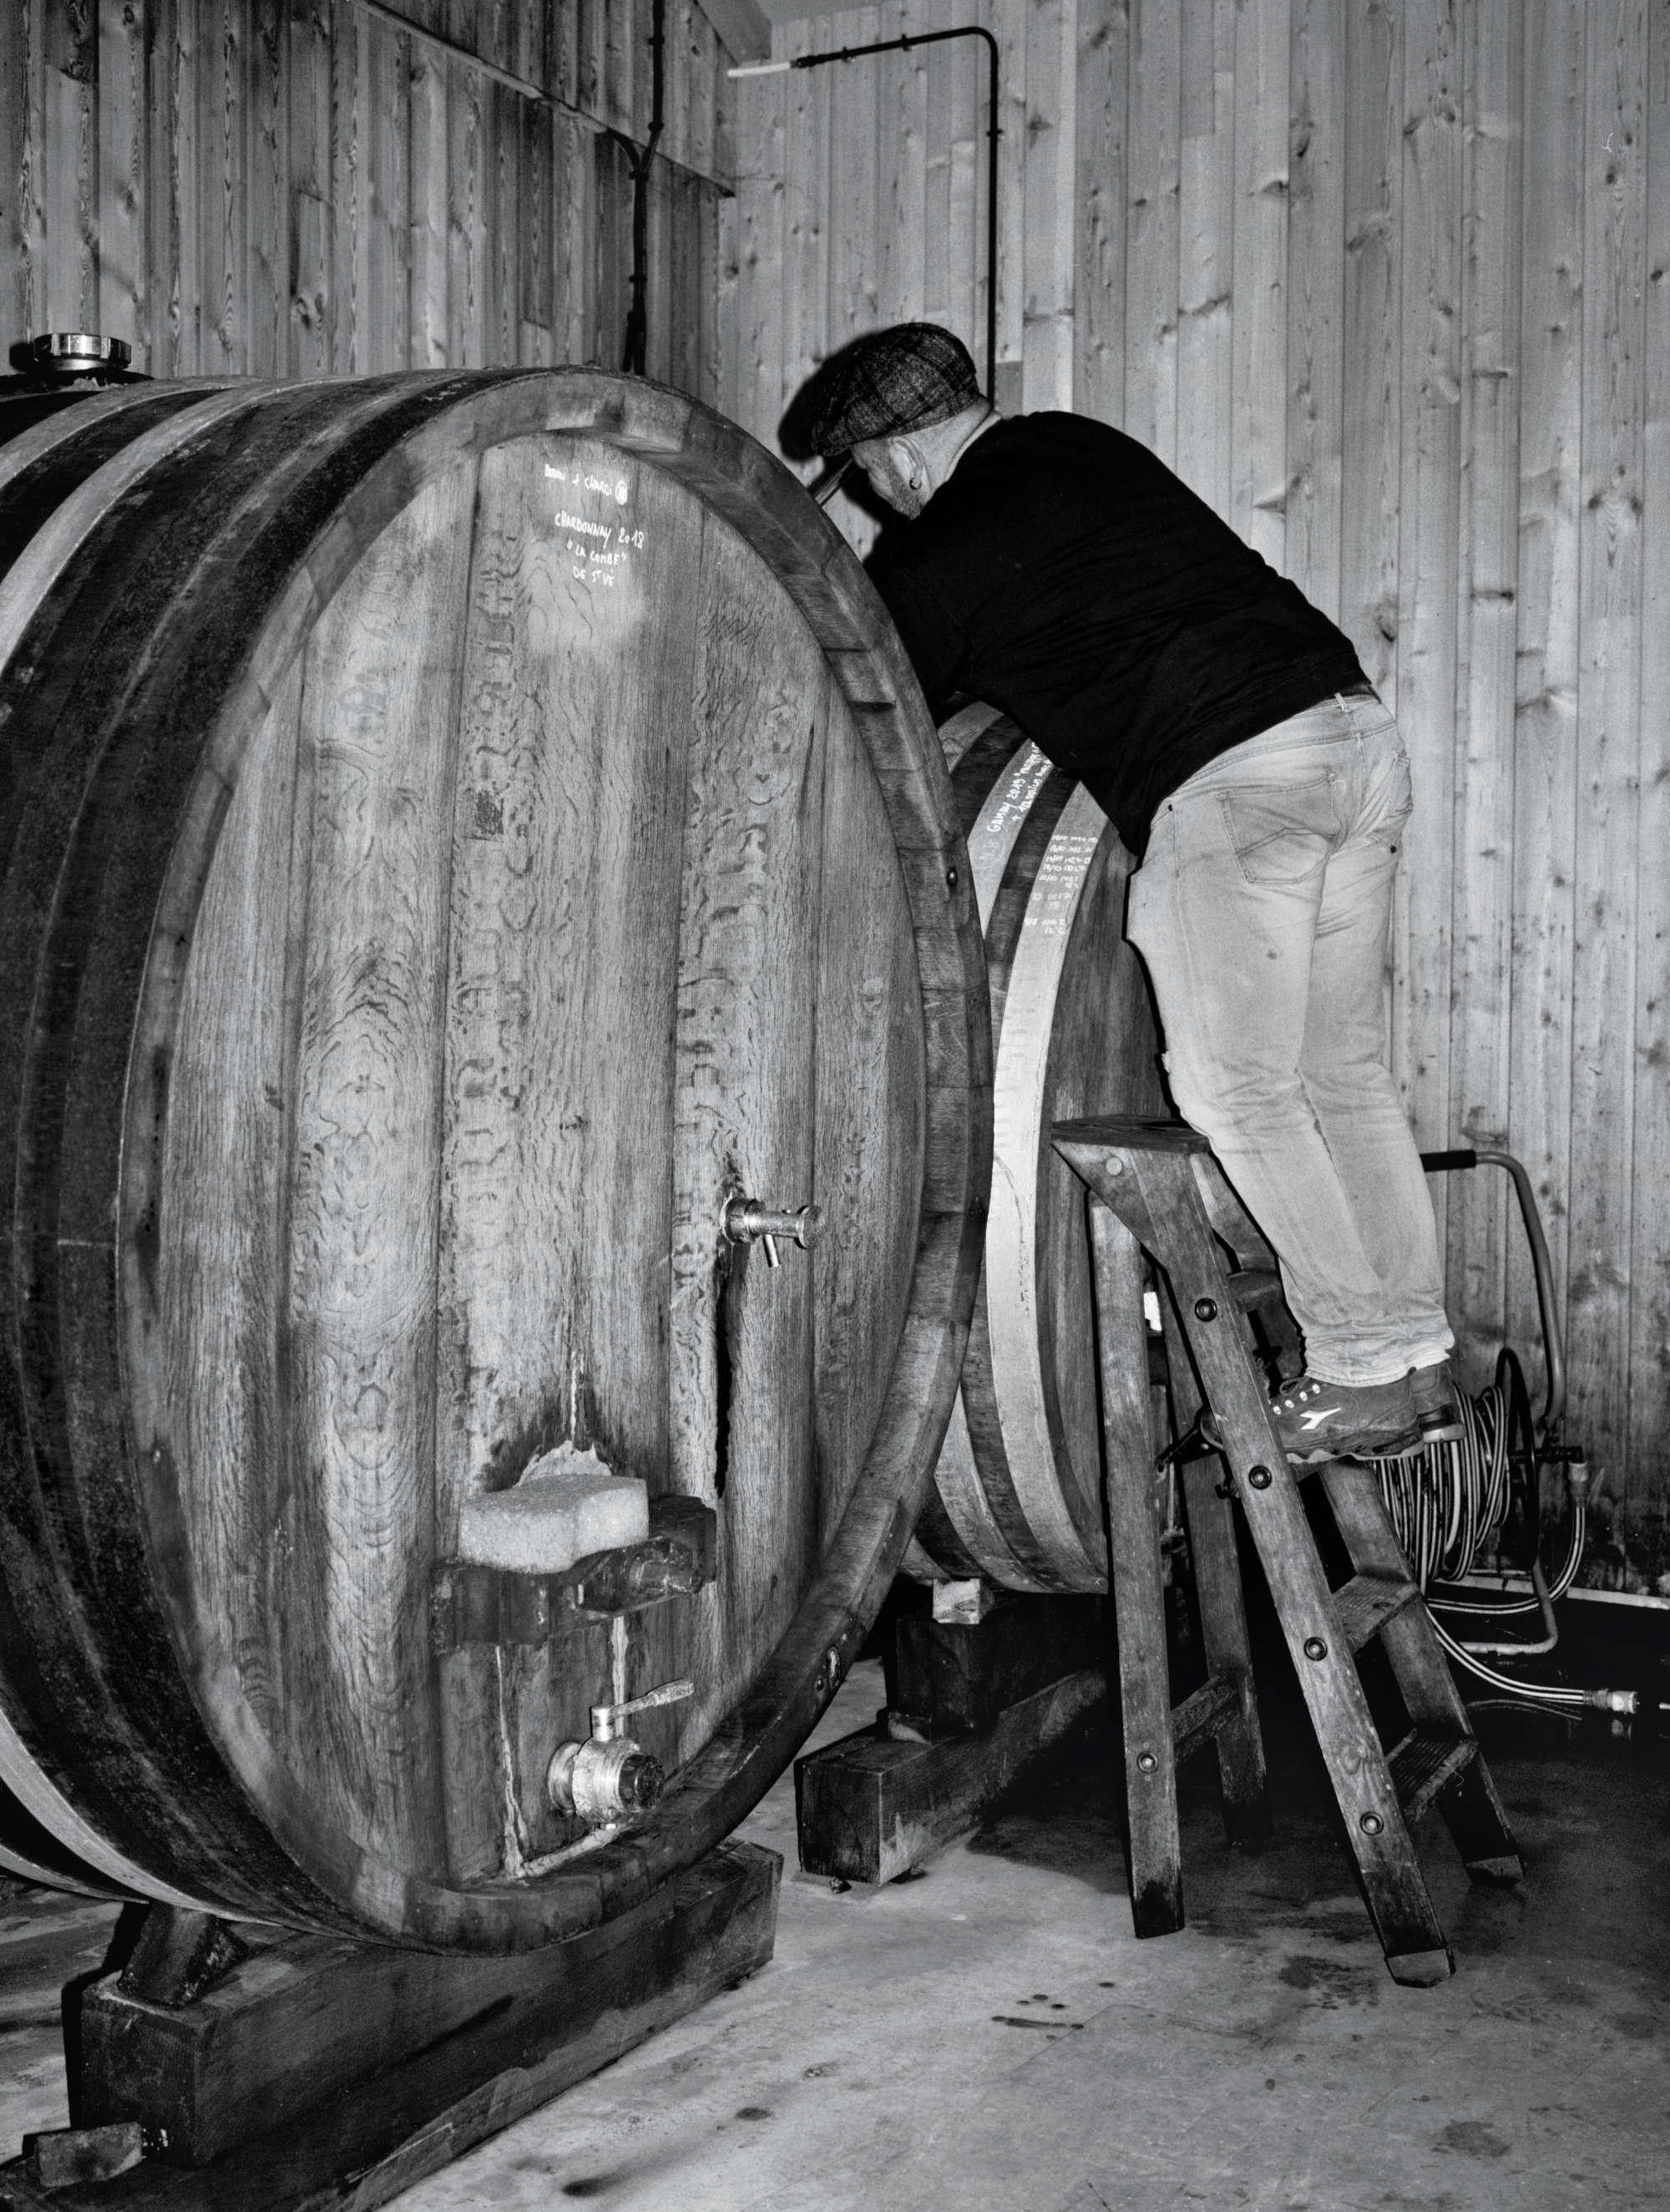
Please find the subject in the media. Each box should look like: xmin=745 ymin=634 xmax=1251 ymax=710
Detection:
xmin=1368 ymin=1150 xmax=1636 ymax=1715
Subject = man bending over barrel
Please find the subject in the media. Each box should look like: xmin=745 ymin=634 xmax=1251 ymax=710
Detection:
xmin=806 ymin=321 xmax=1455 ymax=1468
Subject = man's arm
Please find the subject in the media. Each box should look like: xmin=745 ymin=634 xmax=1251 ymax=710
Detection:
xmin=868 ymin=564 xmax=967 ymax=713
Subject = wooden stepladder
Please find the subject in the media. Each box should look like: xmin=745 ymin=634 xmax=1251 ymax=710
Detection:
xmin=1055 ymin=1115 xmax=1523 ymax=1988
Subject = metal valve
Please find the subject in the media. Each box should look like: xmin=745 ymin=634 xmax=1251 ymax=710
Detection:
xmin=589 ymin=1677 xmax=696 ymax=1743
xmin=722 ymin=1197 xmax=827 ymax=1269
xmin=546 ymin=1678 xmax=696 ymax=1829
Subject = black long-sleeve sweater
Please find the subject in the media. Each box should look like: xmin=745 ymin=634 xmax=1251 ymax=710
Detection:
xmin=867 ymin=412 xmax=1368 ymax=856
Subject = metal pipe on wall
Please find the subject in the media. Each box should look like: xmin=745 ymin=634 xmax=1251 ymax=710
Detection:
xmin=731 ymin=28 xmax=1002 ymax=400
xmin=616 ymin=0 xmax=669 ymax=376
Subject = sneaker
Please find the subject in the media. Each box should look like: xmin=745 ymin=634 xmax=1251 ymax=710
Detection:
xmin=1408 ymin=1358 xmax=1463 ymax=1445
xmin=1270 ymin=1373 xmax=1423 ymax=1465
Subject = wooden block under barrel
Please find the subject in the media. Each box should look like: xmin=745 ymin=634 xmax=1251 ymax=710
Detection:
xmin=45 ymin=1841 xmax=778 ymax=2205
xmin=889 ymin=1594 xmax=1105 ymax=1735
xmin=796 ymin=1668 xmax=1106 ymax=1886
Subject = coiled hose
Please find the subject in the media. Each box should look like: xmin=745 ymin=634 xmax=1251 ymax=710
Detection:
xmin=1366 ymin=1147 xmax=1635 ymax=1713
xmin=1369 ymin=1350 xmax=1626 ymax=1709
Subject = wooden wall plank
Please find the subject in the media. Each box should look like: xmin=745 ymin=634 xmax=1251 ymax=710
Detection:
xmin=554 ymin=104 xmax=591 ymax=363
xmin=782 ymin=13 xmax=826 ymax=449
xmin=0 ymin=0 xmax=35 ymax=348
xmin=330 ymin=0 xmax=370 ymax=372
xmin=488 ymin=76 xmax=519 ymax=364
xmin=549 ymin=0 xmax=578 ymax=109
xmin=199 ymin=0 xmax=247 ymax=372
xmin=286 ymin=0 xmax=332 ymax=378
xmin=827 ymin=13 xmax=878 ymax=361
xmin=1508 ymin=0 xmax=1585 ymax=1425
xmin=1570 ymin=0 xmax=1647 ymax=1492
xmin=1339 ymin=0 xmax=1403 ymax=697
xmin=1286 ymin=0 xmax=1345 ymax=616
xmin=1123 ymin=0 xmax=1180 ymax=465
xmin=993 ymin=0 xmax=1027 ymax=405
xmin=878 ymin=2 xmax=927 ymax=338
xmin=152 ymin=0 xmax=199 ymax=372
xmin=367 ymin=13 xmax=411 ymax=372
xmin=1175 ymin=0 xmax=1232 ymax=513
xmin=1229 ymin=0 xmax=1288 ymax=563
xmin=696 ymin=129 xmax=720 ymax=400
xmin=604 ymin=0 xmax=635 ymax=135
xmin=1393 ymin=0 xmax=1463 ymax=1184
xmin=575 ymin=0 xmax=604 ymax=120
xmin=591 ymin=122 xmax=626 ymax=374
xmin=519 ymin=88 xmax=554 ymax=352
xmin=922 ymin=0 xmax=951 ymax=330
xmin=246 ymin=0 xmax=286 ymax=375
xmin=685 ymin=0 xmax=717 ymax=184
xmin=1073 ymin=0 xmax=1127 ymax=426
xmin=645 ymin=128 xmax=670 ymax=381
xmin=99 ymin=0 xmax=149 ymax=356
xmin=446 ymin=49 xmax=487 ymax=367
xmin=1445 ymin=0 xmax=1523 ymax=1387
xmin=410 ymin=32 xmax=449 ymax=367
xmin=45 ymin=0 xmax=99 ymax=335
xmin=1627 ymin=0 xmax=1670 ymax=1517
xmin=948 ymin=0 xmax=979 ymax=372
xmin=1023 ymin=0 xmax=1077 ymax=412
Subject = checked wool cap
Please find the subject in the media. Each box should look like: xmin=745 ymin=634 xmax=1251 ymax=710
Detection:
xmin=806 ymin=323 xmax=984 ymax=455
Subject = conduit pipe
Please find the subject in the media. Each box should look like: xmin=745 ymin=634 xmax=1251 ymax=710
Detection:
xmin=731 ymin=27 xmax=1003 ymax=400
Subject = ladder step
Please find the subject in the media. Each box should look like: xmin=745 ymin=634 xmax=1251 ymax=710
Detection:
xmin=1389 ymin=1728 xmax=1479 ymax=1825
xmin=1332 ymin=1572 xmax=1422 ymax=1653
xmin=1170 ymin=1673 xmax=1242 ymax=1759
xmin=1224 ymin=1267 xmax=1283 ymax=1309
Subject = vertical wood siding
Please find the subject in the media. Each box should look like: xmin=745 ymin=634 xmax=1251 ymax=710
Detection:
xmin=0 ymin=0 xmax=735 ymax=393
xmin=727 ymin=0 xmax=1670 ymax=1572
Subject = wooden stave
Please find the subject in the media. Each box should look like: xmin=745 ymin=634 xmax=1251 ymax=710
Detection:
xmin=914 ymin=705 xmax=1162 ymax=1593
xmin=0 ymin=371 xmax=992 ymax=1947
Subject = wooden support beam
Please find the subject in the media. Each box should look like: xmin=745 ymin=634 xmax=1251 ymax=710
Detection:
xmin=890 ymin=1596 xmax=1103 ymax=1736
xmin=796 ymin=1667 xmax=1106 ymax=1887
xmin=3 ymin=1842 xmax=778 ymax=2210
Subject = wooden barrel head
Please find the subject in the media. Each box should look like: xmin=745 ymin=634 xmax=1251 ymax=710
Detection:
xmin=918 ymin=706 xmax=1162 ymax=1592
xmin=0 ymin=374 xmax=990 ymax=1946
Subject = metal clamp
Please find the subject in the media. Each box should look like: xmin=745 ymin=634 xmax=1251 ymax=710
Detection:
xmin=723 ymin=1197 xmax=827 ymax=1269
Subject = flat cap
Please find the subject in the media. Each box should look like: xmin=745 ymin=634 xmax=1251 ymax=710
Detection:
xmin=806 ymin=323 xmax=983 ymax=455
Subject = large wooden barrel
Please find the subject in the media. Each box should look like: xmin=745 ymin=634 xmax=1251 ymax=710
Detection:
xmin=0 ymin=372 xmax=990 ymax=1949
xmin=908 ymin=704 xmax=1162 ymax=1593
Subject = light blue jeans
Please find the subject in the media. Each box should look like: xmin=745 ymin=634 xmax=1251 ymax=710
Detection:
xmin=1126 ymin=690 xmax=1453 ymax=1386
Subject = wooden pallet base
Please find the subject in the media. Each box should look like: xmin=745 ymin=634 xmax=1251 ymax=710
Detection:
xmin=3 ymin=1840 xmax=779 ymax=2212
xmin=796 ymin=1664 xmax=1106 ymax=1886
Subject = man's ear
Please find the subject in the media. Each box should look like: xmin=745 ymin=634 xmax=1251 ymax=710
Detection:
xmin=892 ymin=433 xmax=925 ymax=488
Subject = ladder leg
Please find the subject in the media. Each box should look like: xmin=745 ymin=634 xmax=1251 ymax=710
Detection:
xmin=1160 ymin=1270 xmax=1271 ymax=1843
xmin=1177 ymin=1455 xmax=1271 ymax=1846
xmin=1089 ymin=1201 xmax=1184 ymax=1936
xmin=1318 ymin=1462 xmax=1523 ymax=1884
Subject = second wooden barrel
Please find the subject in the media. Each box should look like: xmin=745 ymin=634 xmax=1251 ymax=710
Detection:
xmin=0 ymin=371 xmax=989 ymax=1948
xmin=909 ymin=704 xmax=1163 ymax=1592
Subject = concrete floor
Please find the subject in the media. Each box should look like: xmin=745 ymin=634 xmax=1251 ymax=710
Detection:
xmin=3 ymin=1658 xmax=1667 ymax=2210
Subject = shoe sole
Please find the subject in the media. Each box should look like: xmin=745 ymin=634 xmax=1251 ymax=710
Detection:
xmin=1284 ymin=1430 xmax=1425 ymax=1465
